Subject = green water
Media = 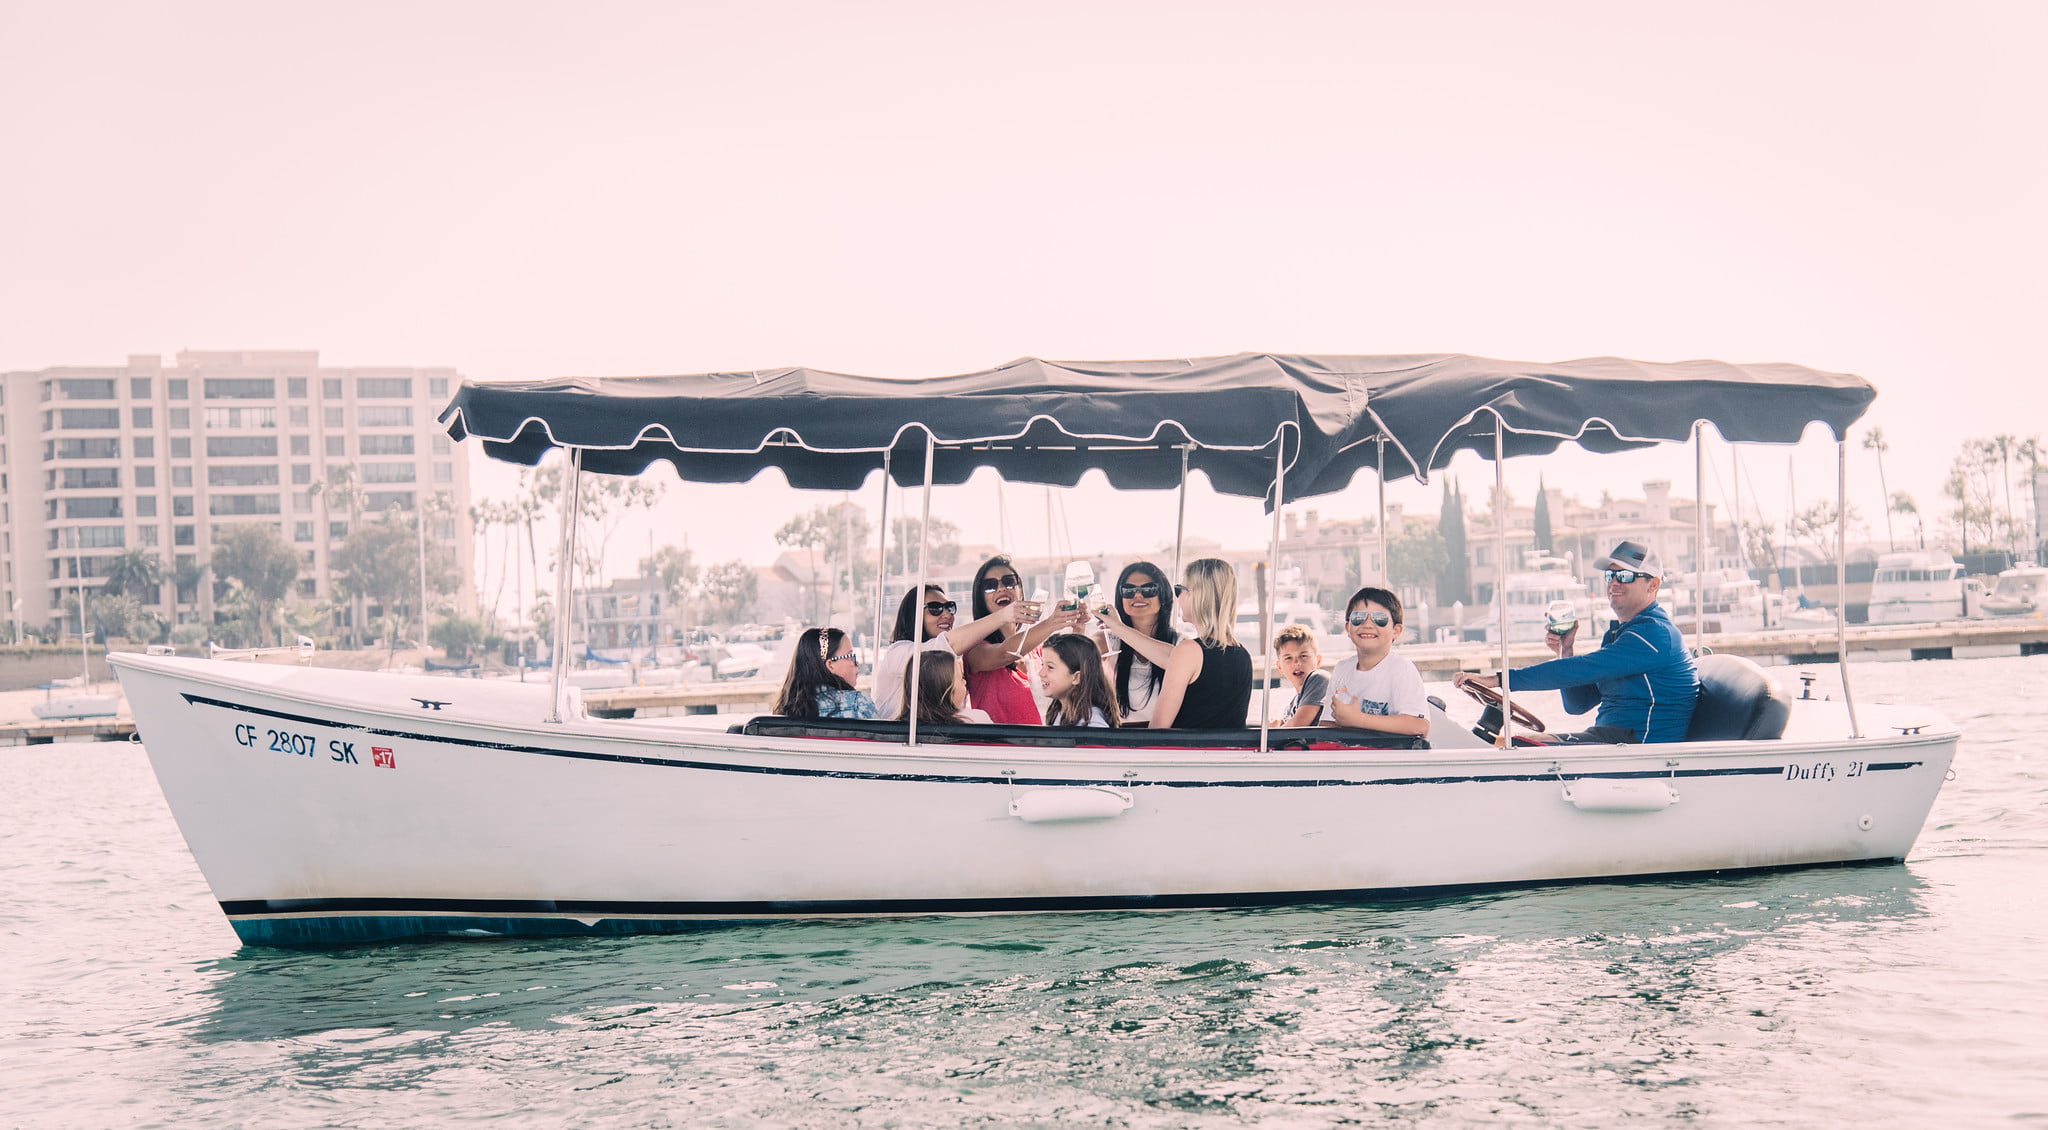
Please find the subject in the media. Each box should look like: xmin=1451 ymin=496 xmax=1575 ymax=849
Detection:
xmin=3 ymin=658 xmax=2043 ymax=1127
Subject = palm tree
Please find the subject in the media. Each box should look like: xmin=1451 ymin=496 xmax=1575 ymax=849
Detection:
xmin=102 ymin=549 xmax=164 ymax=602
xmin=1863 ymin=428 xmax=1894 ymax=550
xmin=1994 ymin=434 xmax=2019 ymax=558
xmin=2019 ymin=437 xmax=2044 ymax=561
xmin=310 ymin=463 xmax=366 ymax=644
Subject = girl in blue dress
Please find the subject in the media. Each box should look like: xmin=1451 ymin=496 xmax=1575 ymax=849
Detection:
xmin=773 ymin=627 xmax=878 ymax=719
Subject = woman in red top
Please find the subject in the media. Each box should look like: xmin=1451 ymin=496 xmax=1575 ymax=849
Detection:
xmin=963 ymin=553 xmax=1082 ymax=724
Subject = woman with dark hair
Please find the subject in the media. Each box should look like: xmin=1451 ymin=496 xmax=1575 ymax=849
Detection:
xmin=773 ymin=627 xmax=876 ymax=719
xmin=963 ymin=553 xmax=1083 ymax=725
xmin=1091 ymin=560 xmax=1182 ymax=725
xmin=1148 ymin=557 xmax=1252 ymax=728
xmin=872 ymin=583 xmax=1018 ymax=718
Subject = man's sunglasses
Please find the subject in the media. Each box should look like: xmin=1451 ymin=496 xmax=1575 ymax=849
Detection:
xmin=1345 ymin=610 xmax=1393 ymax=628
xmin=924 ymin=600 xmax=958 ymax=615
xmin=1118 ymin=582 xmax=1164 ymax=599
xmin=977 ymin=573 xmax=1022 ymax=592
xmin=1604 ymin=569 xmax=1654 ymax=585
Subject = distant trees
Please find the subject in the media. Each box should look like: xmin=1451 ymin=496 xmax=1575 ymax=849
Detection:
xmin=330 ymin=510 xmax=459 ymax=647
xmin=1388 ymin=518 xmax=1449 ymax=594
xmin=640 ymin=544 xmax=698 ymax=630
xmin=1863 ymin=428 xmax=1894 ymax=549
xmin=699 ymin=560 xmax=759 ymax=626
xmin=885 ymin=516 xmax=961 ymax=577
xmin=1787 ymin=501 xmax=1861 ymax=565
xmin=211 ymin=524 xmax=301 ymax=646
xmin=101 ymin=549 xmax=164 ymax=602
xmin=1436 ymin=481 xmax=1470 ymax=605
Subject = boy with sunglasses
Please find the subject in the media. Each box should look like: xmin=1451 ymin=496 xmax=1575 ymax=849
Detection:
xmin=1326 ymin=587 xmax=1430 ymax=737
xmin=1454 ymin=540 xmax=1699 ymax=744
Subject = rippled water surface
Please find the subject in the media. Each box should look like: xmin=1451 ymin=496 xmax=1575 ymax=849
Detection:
xmin=4 ymin=658 xmax=2044 ymax=1127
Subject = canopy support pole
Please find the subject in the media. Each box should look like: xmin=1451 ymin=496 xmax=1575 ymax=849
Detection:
xmin=1376 ymin=438 xmax=1389 ymax=584
xmin=1695 ymin=422 xmax=1708 ymax=643
xmin=1260 ymin=441 xmax=1286 ymax=753
xmin=1494 ymin=418 xmax=1514 ymax=748
xmin=1173 ymin=445 xmax=1190 ymax=583
xmin=547 ymin=448 xmax=583 ymax=725
xmin=908 ymin=433 xmax=935 ymax=748
xmin=873 ymin=449 xmax=891 ymax=665
xmin=1836 ymin=440 xmax=1862 ymax=738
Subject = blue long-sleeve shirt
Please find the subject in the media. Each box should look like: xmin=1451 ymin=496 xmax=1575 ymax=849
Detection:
xmin=1508 ymin=603 xmax=1699 ymax=742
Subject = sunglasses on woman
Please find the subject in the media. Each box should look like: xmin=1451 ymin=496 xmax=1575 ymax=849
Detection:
xmin=977 ymin=573 xmax=1022 ymax=593
xmin=924 ymin=600 xmax=958 ymax=615
xmin=827 ymin=651 xmax=857 ymax=664
xmin=1345 ymin=609 xmax=1393 ymax=627
xmin=1118 ymin=581 xmax=1164 ymax=599
xmin=1603 ymin=569 xmax=1653 ymax=585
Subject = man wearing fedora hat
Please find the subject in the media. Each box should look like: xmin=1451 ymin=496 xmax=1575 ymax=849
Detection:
xmin=1456 ymin=539 xmax=1699 ymax=744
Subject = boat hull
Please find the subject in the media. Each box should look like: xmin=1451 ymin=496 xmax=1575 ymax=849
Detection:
xmin=113 ymin=654 xmax=1958 ymax=945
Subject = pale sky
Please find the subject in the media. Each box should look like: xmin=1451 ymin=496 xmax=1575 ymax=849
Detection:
xmin=4 ymin=2 xmax=2043 ymax=591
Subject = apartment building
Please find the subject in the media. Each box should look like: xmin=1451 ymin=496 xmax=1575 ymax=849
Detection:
xmin=0 ymin=350 xmax=474 ymax=638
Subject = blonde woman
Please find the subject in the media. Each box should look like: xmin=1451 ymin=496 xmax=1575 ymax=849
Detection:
xmin=1148 ymin=557 xmax=1252 ymax=728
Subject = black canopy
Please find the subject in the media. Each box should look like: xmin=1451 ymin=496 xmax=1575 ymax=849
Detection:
xmin=440 ymin=352 xmax=1874 ymax=504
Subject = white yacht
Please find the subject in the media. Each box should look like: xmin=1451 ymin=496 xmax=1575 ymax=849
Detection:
xmin=1235 ymin=568 xmax=1346 ymax=655
xmin=1485 ymin=556 xmax=1598 ymax=644
xmin=1864 ymin=550 xmax=1967 ymax=624
xmin=1662 ymin=564 xmax=1778 ymax=634
xmin=1975 ymin=564 xmax=2048 ymax=618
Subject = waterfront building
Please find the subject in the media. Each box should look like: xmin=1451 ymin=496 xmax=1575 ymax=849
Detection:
xmin=0 ymin=350 xmax=474 ymax=640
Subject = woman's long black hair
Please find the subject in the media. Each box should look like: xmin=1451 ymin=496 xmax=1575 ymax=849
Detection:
xmin=891 ymin=584 xmax=946 ymax=642
xmin=1112 ymin=560 xmax=1176 ymax=709
xmin=969 ymin=553 xmax=1021 ymax=668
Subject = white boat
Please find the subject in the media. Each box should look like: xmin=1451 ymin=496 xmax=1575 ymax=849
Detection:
xmin=1234 ymin=567 xmax=1346 ymax=657
xmin=1485 ymin=556 xmax=1599 ymax=643
xmin=30 ymin=690 xmax=121 ymax=719
xmin=1975 ymin=564 xmax=2047 ymax=618
xmin=1863 ymin=550 xmax=1967 ymax=624
xmin=1663 ymin=564 xmax=1778 ymax=634
xmin=110 ymin=352 xmax=1957 ymax=945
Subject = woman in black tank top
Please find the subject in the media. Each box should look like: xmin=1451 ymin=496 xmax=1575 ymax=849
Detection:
xmin=1148 ymin=558 xmax=1252 ymax=728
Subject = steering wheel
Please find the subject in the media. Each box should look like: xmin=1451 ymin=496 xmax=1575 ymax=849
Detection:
xmin=1457 ymin=677 xmax=1548 ymax=733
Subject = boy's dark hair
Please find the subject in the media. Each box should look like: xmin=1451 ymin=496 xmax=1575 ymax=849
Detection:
xmin=1347 ymin=586 xmax=1404 ymax=625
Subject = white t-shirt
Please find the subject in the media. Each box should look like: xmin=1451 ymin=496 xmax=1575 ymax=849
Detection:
xmin=1107 ymin=629 xmax=1186 ymax=724
xmin=873 ymin=635 xmax=955 ymax=719
xmin=1327 ymin=652 xmax=1429 ymax=721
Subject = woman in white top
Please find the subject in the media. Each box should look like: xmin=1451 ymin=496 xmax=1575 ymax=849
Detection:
xmin=1092 ymin=560 xmax=1180 ymax=725
xmin=872 ymin=584 xmax=1019 ymax=718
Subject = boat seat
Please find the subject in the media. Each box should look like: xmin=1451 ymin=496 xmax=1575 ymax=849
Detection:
xmin=1682 ymin=654 xmax=1791 ymax=742
xmin=739 ymin=716 xmax=1428 ymax=750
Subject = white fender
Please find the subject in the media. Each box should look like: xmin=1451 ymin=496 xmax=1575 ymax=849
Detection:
xmin=1561 ymin=778 xmax=1679 ymax=814
xmin=1009 ymin=786 xmax=1134 ymax=824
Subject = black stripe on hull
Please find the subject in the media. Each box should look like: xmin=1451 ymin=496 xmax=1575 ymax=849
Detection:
xmin=218 ymin=859 xmax=1913 ymax=946
xmin=175 ymin=693 xmax=1926 ymax=789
